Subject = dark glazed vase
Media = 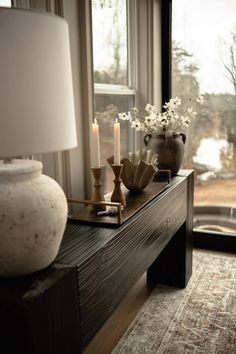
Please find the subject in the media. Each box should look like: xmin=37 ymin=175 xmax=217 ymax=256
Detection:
xmin=144 ymin=133 xmax=186 ymax=176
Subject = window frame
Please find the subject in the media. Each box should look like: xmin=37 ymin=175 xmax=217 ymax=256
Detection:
xmin=91 ymin=0 xmax=162 ymax=196
xmin=92 ymin=0 xmax=161 ymax=159
xmin=92 ymin=0 xmax=138 ymax=157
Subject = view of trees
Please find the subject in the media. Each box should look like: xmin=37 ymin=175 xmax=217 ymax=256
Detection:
xmin=172 ymin=36 xmax=236 ymax=174
xmin=93 ymin=0 xmax=127 ymax=86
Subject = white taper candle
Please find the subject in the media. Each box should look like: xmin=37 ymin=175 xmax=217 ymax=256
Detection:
xmin=92 ymin=118 xmax=100 ymax=168
xmin=114 ymin=118 xmax=120 ymax=165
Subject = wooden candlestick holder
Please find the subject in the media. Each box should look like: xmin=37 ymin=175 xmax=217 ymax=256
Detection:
xmin=91 ymin=167 xmax=106 ymax=213
xmin=111 ymin=164 xmax=126 ymax=207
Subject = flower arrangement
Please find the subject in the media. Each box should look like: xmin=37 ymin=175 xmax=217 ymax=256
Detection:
xmin=118 ymin=96 xmax=204 ymax=134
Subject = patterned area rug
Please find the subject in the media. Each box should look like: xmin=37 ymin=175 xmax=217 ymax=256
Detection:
xmin=112 ymin=250 xmax=236 ymax=353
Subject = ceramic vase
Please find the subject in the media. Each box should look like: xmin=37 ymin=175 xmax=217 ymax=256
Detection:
xmin=144 ymin=132 xmax=186 ymax=176
xmin=0 ymin=160 xmax=67 ymax=276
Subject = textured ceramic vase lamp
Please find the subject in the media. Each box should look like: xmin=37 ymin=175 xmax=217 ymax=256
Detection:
xmin=0 ymin=8 xmax=77 ymax=276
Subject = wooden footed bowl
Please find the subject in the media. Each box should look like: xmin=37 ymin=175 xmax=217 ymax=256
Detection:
xmin=107 ymin=149 xmax=158 ymax=192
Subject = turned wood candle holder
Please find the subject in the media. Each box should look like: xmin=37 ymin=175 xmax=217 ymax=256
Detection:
xmin=111 ymin=164 xmax=126 ymax=207
xmin=90 ymin=167 xmax=106 ymax=213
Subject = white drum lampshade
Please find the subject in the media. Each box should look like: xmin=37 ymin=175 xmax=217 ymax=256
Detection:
xmin=0 ymin=8 xmax=77 ymax=276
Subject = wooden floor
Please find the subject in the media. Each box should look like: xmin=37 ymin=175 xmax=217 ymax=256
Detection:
xmin=84 ymin=272 xmax=155 ymax=354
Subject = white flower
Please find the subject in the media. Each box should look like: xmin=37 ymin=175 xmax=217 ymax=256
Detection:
xmin=180 ymin=116 xmax=190 ymax=126
xmin=118 ymin=112 xmax=131 ymax=120
xmin=197 ymin=95 xmax=204 ymax=105
xmin=144 ymin=116 xmax=152 ymax=124
xmin=118 ymin=112 xmax=128 ymax=120
xmin=187 ymin=108 xmax=197 ymax=117
xmin=156 ymin=113 xmax=163 ymax=122
xmin=161 ymin=112 xmax=168 ymax=122
xmin=164 ymin=97 xmax=181 ymax=110
xmin=173 ymin=113 xmax=179 ymax=120
xmin=118 ymin=96 xmax=200 ymax=134
xmin=145 ymin=103 xmax=154 ymax=113
xmin=131 ymin=120 xmax=143 ymax=131
xmin=160 ymin=120 xmax=167 ymax=128
xmin=144 ymin=116 xmax=156 ymax=130
xmin=148 ymin=112 xmax=156 ymax=121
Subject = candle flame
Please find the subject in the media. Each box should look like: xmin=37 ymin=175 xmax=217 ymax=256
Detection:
xmin=115 ymin=118 xmax=118 ymax=123
xmin=94 ymin=118 xmax=97 ymax=124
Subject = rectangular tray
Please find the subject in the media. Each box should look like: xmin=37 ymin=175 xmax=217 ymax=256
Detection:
xmin=68 ymin=180 xmax=169 ymax=227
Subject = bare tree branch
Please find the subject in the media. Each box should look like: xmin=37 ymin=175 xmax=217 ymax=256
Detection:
xmin=223 ymin=34 xmax=236 ymax=94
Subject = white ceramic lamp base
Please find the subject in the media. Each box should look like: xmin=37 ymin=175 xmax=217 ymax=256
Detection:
xmin=0 ymin=159 xmax=68 ymax=277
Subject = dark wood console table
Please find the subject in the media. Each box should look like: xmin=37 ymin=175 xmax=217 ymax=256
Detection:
xmin=0 ymin=170 xmax=194 ymax=354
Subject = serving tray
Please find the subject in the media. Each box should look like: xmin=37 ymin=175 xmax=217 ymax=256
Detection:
xmin=68 ymin=174 xmax=170 ymax=227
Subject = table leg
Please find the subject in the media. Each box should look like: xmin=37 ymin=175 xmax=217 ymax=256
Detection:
xmin=147 ymin=221 xmax=193 ymax=288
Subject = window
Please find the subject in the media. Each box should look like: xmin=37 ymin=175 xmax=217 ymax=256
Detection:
xmin=0 ymin=0 xmax=11 ymax=6
xmin=92 ymin=0 xmax=136 ymax=193
xmin=172 ymin=0 xmax=236 ymax=234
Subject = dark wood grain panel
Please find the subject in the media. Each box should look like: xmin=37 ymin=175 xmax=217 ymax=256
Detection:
xmin=78 ymin=179 xmax=187 ymax=346
xmin=0 ymin=266 xmax=81 ymax=354
xmin=147 ymin=171 xmax=194 ymax=287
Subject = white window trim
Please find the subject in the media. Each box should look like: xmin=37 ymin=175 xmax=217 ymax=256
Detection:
xmin=94 ymin=83 xmax=136 ymax=96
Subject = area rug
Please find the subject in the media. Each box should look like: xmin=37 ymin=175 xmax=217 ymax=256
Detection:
xmin=112 ymin=250 xmax=236 ymax=353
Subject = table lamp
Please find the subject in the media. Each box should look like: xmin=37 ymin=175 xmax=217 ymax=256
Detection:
xmin=0 ymin=8 xmax=77 ymax=276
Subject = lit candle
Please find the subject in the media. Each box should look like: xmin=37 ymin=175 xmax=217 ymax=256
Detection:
xmin=114 ymin=118 xmax=120 ymax=165
xmin=92 ymin=118 xmax=100 ymax=168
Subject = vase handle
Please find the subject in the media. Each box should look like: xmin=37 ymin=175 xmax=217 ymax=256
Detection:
xmin=180 ymin=133 xmax=186 ymax=144
xmin=144 ymin=134 xmax=151 ymax=146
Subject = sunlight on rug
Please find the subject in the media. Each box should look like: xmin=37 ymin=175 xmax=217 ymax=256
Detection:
xmin=112 ymin=250 xmax=236 ymax=353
